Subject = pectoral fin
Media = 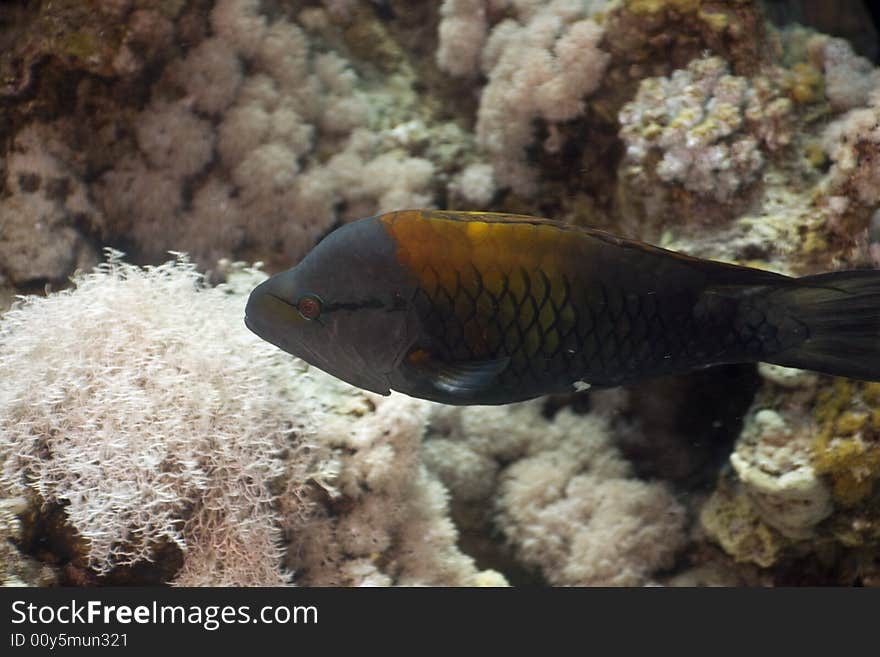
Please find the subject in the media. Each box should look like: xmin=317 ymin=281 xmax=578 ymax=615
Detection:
xmin=404 ymin=349 xmax=510 ymax=397
xmin=431 ymin=358 xmax=511 ymax=395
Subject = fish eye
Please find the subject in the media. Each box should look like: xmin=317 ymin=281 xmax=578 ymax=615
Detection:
xmin=296 ymin=294 xmax=322 ymax=320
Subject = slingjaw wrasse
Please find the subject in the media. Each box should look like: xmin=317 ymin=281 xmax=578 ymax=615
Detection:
xmin=245 ymin=210 xmax=880 ymax=405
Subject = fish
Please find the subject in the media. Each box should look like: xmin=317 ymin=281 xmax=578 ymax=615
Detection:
xmin=244 ymin=209 xmax=880 ymax=405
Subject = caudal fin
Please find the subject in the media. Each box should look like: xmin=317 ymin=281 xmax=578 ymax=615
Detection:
xmin=764 ymin=270 xmax=880 ymax=381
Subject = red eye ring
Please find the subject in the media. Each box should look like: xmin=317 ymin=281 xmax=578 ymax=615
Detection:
xmin=296 ymin=294 xmax=322 ymax=320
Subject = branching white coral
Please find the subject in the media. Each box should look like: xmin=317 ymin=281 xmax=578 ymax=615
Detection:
xmin=0 ymin=254 xmax=312 ymax=584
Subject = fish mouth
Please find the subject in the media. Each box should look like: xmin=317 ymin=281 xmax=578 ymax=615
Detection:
xmin=245 ymin=288 xmax=301 ymax=339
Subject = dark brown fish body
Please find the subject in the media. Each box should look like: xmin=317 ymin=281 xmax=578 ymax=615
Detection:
xmin=245 ymin=210 xmax=880 ymax=405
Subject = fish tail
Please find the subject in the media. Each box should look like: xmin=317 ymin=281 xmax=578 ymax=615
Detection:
xmin=760 ymin=270 xmax=880 ymax=381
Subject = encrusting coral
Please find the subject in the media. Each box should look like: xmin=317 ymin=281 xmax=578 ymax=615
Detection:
xmin=700 ymin=364 xmax=880 ymax=573
xmin=619 ymin=55 xmax=791 ymax=203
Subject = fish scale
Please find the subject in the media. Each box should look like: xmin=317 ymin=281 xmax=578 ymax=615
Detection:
xmin=413 ymin=255 xmax=681 ymax=393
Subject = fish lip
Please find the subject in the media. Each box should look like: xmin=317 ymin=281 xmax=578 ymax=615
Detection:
xmin=243 ymin=311 xmax=275 ymax=338
xmin=245 ymin=291 xmax=296 ymax=334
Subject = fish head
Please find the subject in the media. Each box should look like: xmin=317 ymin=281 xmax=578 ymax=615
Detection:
xmin=244 ymin=216 xmax=419 ymax=395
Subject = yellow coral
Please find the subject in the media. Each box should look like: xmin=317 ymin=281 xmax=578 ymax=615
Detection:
xmin=814 ymin=378 xmax=853 ymax=426
xmin=642 ymin=123 xmax=663 ymax=140
xmin=625 ymin=0 xmax=702 ymax=14
xmin=690 ymin=118 xmax=719 ymax=140
xmin=815 ymin=439 xmax=880 ymax=506
xmin=667 ymin=107 xmax=701 ymax=131
xmin=804 ymin=141 xmax=826 ymax=169
xmin=862 ymin=382 xmax=880 ymax=406
xmin=812 ymin=380 xmax=880 ymax=506
xmin=836 ymin=411 xmax=868 ymax=436
xmin=787 ymin=63 xmax=824 ymax=104
xmin=711 ymin=102 xmax=743 ymax=128
xmin=698 ymin=8 xmax=729 ymax=31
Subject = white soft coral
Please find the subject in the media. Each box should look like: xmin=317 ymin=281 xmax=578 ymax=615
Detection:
xmin=0 ymin=255 xmax=299 ymax=584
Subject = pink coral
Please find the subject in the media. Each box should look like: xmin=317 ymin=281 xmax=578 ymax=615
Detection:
xmin=822 ymin=89 xmax=880 ymax=207
xmin=167 ymin=37 xmax=243 ymax=116
xmin=211 ymin=0 xmax=267 ymax=58
xmin=475 ymin=2 xmax=610 ymax=193
xmin=424 ymin=401 xmax=688 ymax=586
xmin=135 ymin=101 xmax=215 ymax=178
xmin=818 ymin=37 xmax=880 ymax=112
xmin=436 ymin=0 xmax=489 ymax=77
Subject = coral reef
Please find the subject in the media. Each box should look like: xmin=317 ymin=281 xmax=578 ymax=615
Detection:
xmin=3 ymin=0 xmax=880 ymax=587
xmin=2 ymin=0 xmax=465 ymax=276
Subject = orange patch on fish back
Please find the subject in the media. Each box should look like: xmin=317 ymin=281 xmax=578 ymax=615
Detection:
xmin=378 ymin=210 xmax=575 ymax=285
